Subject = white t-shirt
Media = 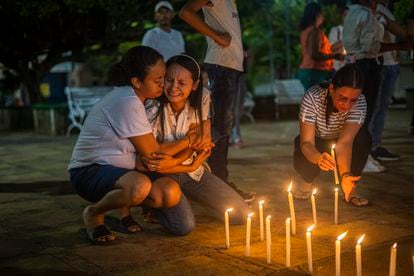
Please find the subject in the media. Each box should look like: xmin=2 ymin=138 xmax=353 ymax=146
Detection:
xmin=142 ymin=27 xmax=185 ymax=61
xmin=202 ymin=0 xmax=243 ymax=72
xmin=145 ymin=88 xmax=211 ymax=180
xmin=68 ymin=86 xmax=152 ymax=170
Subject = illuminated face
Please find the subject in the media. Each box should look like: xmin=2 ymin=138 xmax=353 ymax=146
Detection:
xmin=136 ymin=59 xmax=165 ymax=100
xmin=164 ymin=63 xmax=198 ymax=105
xmin=331 ymin=86 xmax=361 ymax=113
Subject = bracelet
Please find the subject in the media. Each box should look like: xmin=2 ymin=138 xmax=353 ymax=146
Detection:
xmin=341 ymin=171 xmax=352 ymax=178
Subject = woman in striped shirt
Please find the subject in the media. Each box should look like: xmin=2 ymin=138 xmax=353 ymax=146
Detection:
xmin=293 ymin=64 xmax=370 ymax=206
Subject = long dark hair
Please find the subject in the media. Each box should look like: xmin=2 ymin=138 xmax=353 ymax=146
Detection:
xmin=158 ymin=54 xmax=204 ymax=142
xmin=299 ymin=2 xmax=322 ymax=31
xmin=107 ymin=46 xmax=163 ymax=86
xmin=324 ymin=64 xmax=364 ymax=123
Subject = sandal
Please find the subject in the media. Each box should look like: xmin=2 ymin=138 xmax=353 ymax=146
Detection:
xmin=348 ymin=195 xmax=369 ymax=207
xmin=104 ymin=215 xmax=143 ymax=234
xmin=293 ymin=189 xmax=311 ymax=200
xmin=79 ymin=225 xmax=116 ymax=246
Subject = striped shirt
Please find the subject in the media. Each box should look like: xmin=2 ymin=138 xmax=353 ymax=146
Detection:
xmin=299 ymin=85 xmax=366 ymax=139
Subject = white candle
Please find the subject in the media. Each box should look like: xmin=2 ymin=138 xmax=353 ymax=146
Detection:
xmin=246 ymin=213 xmax=254 ymax=256
xmin=389 ymin=243 xmax=397 ymax=276
xmin=336 ymin=231 xmax=347 ymax=276
xmin=306 ymin=224 xmax=315 ymax=274
xmin=331 ymin=144 xmax=339 ymax=185
xmin=266 ymin=215 xmax=271 ymax=264
xmin=334 ymin=188 xmax=339 ymax=225
xmin=285 ymin=218 xmax=291 ymax=267
xmin=287 ymin=181 xmax=296 ymax=235
xmin=355 ymin=234 xmax=365 ymax=276
xmin=311 ymin=188 xmax=317 ymax=228
xmin=224 ymin=208 xmax=233 ymax=249
xmin=259 ymin=200 xmax=264 ymax=241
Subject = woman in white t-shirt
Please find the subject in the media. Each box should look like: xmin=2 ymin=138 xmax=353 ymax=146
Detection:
xmin=143 ymin=54 xmax=250 ymax=224
xmin=68 ymin=46 xmax=200 ymax=245
xmin=293 ymin=64 xmax=371 ymax=207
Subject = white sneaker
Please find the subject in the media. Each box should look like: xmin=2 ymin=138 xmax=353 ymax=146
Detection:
xmin=363 ymin=154 xmax=386 ymax=173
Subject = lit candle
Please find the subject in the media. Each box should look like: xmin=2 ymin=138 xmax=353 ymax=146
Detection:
xmin=355 ymin=234 xmax=365 ymax=276
xmin=389 ymin=243 xmax=397 ymax=276
xmin=331 ymin=144 xmax=339 ymax=185
xmin=259 ymin=200 xmax=264 ymax=241
xmin=336 ymin=231 xmax=347 ymax=276
xmin=286 ymin=218 xmax=291 ymax=267
xmin=334 ymin=188 xmax=339 ymax=225
xmin=306 ymin=224 xmax=315 ymax=274
xmin=287 ymin=181 xmax=296 ymax=235
xmin=311 ymin=188 xmax=317 ymax=228
xmin=266 ymin=215 xmax=271 ymax=264
xmin=246 ymin=213 xmax=254 ymax=256
xmin=224 ymin=208 xmax=233 ymax=249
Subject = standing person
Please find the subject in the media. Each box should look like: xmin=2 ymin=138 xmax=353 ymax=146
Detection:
xmin=370 ymin=0 xmax=401 ymax=161
xmin=293 ymin=64 xmax=370 ymax=206
xmin=143 ymin=54 xmax=250 ymax=223
xmin=68 ymin=46 xmax=196 ymax=245
xmin=142 ymin=1 xmax=185 ymax=61
xmin=297 ymin=2 xmax=344 ymax=90
xmin=328 ymin=6 xmax=349 ymax=72
xmin=343 ymin=0 xmax=411 ymax=172
xmin=179 ymin=0 xmax=255 ymax=202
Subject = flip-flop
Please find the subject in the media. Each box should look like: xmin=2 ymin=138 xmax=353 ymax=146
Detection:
xmin=347 ymin=195 xmax=369 ymax=207
xmin=79 ymin=225 xmax=116 ymax=246
xmin=104 ymin=215 xmax=143 ymax=234
xmin=293 ymin=190 xmax=311 ymax=200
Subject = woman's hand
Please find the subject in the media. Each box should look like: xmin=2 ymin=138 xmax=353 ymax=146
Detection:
xmin=341 ymin=174 xmax=360 ymax=202
xmin=317 ymin=152 xmax=336 ymax=171
xmin=189 ymin=148 xmax=211 ymax=171
xmin=187 ymin=122 xmax=212 ymax=151
xmin=141 ymin=152 xmax=178 ymax=171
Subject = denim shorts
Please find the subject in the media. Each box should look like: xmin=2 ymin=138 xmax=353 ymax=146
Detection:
xmin=69 ymin=164 xmax=132 ymax=203
xmin=70 ymin=164 xmax=167 ymax=203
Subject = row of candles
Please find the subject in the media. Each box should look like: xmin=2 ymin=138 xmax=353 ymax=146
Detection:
xmin=224 ymin=200 xmax=401 ymax=275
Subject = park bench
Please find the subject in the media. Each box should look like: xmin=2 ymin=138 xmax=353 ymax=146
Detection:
xmin=273 ymin=79 xmax=305 ymax=119
xmin=65 ymin=86 xmax=112 ymax=135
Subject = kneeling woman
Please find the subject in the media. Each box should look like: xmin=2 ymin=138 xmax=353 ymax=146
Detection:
xmin=142 ymin=54 xmax=250 ymax=224
xmin=293 ymin=64 xmax=370 ymax=206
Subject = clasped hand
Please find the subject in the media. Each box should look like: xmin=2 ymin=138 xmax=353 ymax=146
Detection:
xmin=317 ymin=152 xmax=335 ymax=171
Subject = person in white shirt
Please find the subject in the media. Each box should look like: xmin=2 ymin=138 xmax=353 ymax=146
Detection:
xmin=142 ymin=1 xmax=185 ymax=61
xmin=179 ymin=0 xmax=256 ymax=202
xmin=328 ymin=6 xmax=348 ymax=71
xmin=143 ymin=54 xmax=250 ymax=223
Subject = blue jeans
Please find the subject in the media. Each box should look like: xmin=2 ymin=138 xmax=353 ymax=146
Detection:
xmin=205 ymin=64 xmax=241 ymax=182
xmin=231 ymin=73 xmax=247 ymax=143
xmin=369 ymin=64 xmax=400 ymax=148
xmin=154 ymin=171 xmax=250 ymax=235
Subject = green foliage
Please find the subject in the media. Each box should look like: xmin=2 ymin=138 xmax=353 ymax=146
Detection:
xmin=394 ymin=0 xmax=414 ymax=24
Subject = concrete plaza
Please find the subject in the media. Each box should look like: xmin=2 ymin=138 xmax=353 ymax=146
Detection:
xmin=0 ymin=109 xmax=413 ymax=275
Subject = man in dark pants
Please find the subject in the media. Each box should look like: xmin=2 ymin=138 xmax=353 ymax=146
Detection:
xmin=180 ymin=0 xmax=255 ymax=202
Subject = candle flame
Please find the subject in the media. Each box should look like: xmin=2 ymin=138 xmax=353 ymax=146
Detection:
xmin=331 ymin=144 xmax=336 ymax=149
xmin=392 ymin=242 xmax=397 ymax=249
xmin=288 ymin=181 xmax=293 ymax=192
xmin=335 ymin=187 xmax=338 ymax=192
xmin=248 ymin=212 xmax=254 ymax=218
xmin=312 ymin=188 xmax=317 ymax=195
xmin=226 ymin=208 xmax=233 ymax=213
xmin=337 ymin=231 xmax=347 ymax=241
xmin=267 ymin=215 xmax=271 ymax=219
xmin=286 ymin=217 xmax=291 ymax=223
xmin=259 ymin=200 xmax=264 ymax=205
xmin=357 ymin=234 xmax=365 ymax=245
xmin=307 ymin=224 xmax=315 ymax=232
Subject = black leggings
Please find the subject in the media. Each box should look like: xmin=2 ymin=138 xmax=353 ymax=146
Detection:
xmin=293 ymin=126 xmax=371 ymax=183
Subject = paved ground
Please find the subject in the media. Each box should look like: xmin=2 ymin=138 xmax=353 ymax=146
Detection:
xmin=0 ymin=109 xmax=414 ymax=275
